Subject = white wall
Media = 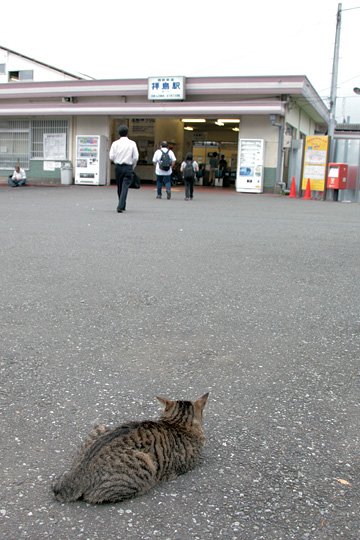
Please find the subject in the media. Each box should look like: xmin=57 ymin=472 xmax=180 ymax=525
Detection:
xmin=0 ymin=49 xmax=79 ymax=82
xmin=73 ymin=116 xmax=110 ymax=137
xmin=239 ymin=116 xmax=278 ymax=168
xmin=286 ymin=105 xmax=316 ymax=136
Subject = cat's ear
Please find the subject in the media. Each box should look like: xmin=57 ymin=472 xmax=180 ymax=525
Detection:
xmin=195 ymin=392 xmax=209 ymax=411
xmin=156 ymin=396 xmax=173 ymax=409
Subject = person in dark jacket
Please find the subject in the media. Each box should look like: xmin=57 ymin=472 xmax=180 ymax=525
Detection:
xmin=180 ymin=153 xmax=199 ymax=201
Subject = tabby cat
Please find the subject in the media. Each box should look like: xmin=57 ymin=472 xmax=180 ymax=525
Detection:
xmin=52 ymin=393 xmax=209 ymax=504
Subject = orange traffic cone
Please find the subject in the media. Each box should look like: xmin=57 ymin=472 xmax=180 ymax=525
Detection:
xmin=289 ymin=177 xmax=296 ymax=198
xmin=303 ymin=179 xmax=312 ymax=200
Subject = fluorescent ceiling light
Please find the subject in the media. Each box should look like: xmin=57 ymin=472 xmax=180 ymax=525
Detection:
xmin=232 ymin=127 xmax=240 ymax=132
xmin=215 ymin=121 xmax=224 ymax=126
xmin=181 ymin=118 xmax=206 ymax=123
xmin=217 ymin=119 xmax=240 ymax=123
xmin=184 ymin=126 xmax=194 ymax=131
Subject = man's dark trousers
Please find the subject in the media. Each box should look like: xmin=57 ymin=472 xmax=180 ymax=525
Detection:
xmin=115 ymin=164 xmax=133 ymax=211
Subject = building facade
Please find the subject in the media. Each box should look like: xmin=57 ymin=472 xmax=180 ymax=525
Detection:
xmin=0 ymin=48 xmax=331 ymax=192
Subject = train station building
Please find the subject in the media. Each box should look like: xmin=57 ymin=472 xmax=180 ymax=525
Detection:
xmin=0 ymin=45 xmax=337 ymax=194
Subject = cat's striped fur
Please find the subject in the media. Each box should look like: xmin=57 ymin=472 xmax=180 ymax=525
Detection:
xmin=52 ymin=393 xmax=209 ymax=504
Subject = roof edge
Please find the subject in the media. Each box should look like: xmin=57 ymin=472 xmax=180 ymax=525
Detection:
xmin=0 ymin=45 xmax=94 ymax=81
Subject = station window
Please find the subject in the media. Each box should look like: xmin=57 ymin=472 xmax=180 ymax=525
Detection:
xmin=8 ymin=69 xmax=34 ymax=81
xmin=31 ymin=120 xmax=69 ymax=159
xmin=0 ymin=64 xmax=5 ymax=74
xmin=0 ymin=120 xmax=30 ymax=169
xmin=0 ymin=120 xmax=69 ymax=169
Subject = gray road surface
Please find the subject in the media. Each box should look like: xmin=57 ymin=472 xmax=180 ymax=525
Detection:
xmin=1 ymin=184 xmax=359 ymax=540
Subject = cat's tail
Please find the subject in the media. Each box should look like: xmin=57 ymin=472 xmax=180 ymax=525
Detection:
xmin=52 ymin=470 xmax=84 ymax=502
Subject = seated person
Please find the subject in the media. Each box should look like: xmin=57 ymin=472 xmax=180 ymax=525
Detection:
xmin=8 ymin=165 xmax=27 ymax=187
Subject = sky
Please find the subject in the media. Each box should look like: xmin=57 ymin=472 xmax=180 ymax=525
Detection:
xmin=2 ymin=0 xmax=360 ymax=122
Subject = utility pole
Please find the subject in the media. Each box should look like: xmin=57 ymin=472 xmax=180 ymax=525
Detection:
xmin=328 ymin=3 xmax=342 ymax=163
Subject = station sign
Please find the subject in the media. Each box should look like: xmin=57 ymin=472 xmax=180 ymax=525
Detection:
xmin=148 ymin=76 xmax=185 ymax=101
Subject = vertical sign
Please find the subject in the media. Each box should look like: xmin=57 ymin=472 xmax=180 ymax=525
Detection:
xmin=301 ymin=135 xmax=329 ymax=191
xmin=236 ymin=138 xmax=264 ymax=193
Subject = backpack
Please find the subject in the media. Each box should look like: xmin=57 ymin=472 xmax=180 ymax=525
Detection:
xmin=159 ymin=149 xmax=172 ymax=171
xmin=183 ymin=160 xmax=194 ymax=179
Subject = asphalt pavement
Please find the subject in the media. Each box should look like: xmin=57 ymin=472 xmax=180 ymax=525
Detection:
xmin=1 ymin=183 xmax=359 ymax=540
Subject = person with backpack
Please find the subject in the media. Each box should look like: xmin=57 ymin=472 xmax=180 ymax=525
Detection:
xmin=180 ymin=153 xmax=199 ymax=201
xmin=152 ymin=141 xmax=176 ymax=199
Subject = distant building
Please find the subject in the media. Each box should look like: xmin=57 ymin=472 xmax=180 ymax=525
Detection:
xmin=0 ymin=45 xmax=93 ymax=82
xmin=335 ymin=123 xmax=360 ymax=137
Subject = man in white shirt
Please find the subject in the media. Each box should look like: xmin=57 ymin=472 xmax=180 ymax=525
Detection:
xmin=8 ymin=165 xmax=27 ymax=187
xmin=109 ymin=125 xmax=139 ymax=213
xmin=152 ymin=141 xmax=176 ymax=200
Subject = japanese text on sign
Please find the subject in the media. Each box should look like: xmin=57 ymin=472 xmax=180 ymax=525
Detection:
xmin=148 ymin=76 xmax=185 ymax=101
xmin=301 ymin=135 xmax=329 ymax=191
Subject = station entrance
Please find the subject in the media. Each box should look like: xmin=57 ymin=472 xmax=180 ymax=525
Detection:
xmin=109 ymin=116 xmax=240 ymax=187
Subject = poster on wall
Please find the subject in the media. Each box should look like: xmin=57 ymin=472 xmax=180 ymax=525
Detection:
xmin=236 ymin=138 xmax=264 ymax=193
xmin=301 ymin=135 xmax=329 ymax=191
xmin=129 ymin=118 xmax=155 ymax=136
xmin=43 ymin=161 xmax=61 ymax=171
xmin=43 ymin=133 xmax=67 ymax=160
